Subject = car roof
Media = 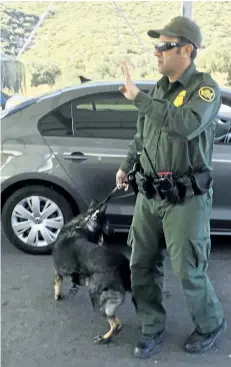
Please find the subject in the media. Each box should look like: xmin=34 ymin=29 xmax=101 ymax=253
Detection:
xmin=1 ymin=80 xmax=231 ymax=120
xmin=0 ymin=80 xmax=155 ymax=119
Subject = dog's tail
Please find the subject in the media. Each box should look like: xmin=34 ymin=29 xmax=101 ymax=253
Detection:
xmin=118 ymin=253 xmax=137 ymax=313
xmin=118 ymin=255 xmax=132 ymax=292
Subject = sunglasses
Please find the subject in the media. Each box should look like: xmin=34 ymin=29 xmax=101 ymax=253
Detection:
xmin=154 ymin=41 xmax=188 ymax=52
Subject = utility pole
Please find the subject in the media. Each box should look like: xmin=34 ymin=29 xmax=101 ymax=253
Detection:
xmin=181 ymin=1 xmax=193 ymax=19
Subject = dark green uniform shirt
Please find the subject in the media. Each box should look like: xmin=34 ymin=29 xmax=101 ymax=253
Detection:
xmin=120 ymin=62 xmax=221 ymax=177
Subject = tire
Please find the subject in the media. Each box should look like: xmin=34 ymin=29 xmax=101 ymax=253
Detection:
xmin=2 ymin=185 xmax=74 ymax=255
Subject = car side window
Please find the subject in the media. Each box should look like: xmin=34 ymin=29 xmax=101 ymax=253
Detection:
xmin=214 ymin=102 xmax=231 ymax=144
xmin=37 ymin=102 xmax=73 ymax=136
xmin=73 ymin=92 xmax=138 ymax=139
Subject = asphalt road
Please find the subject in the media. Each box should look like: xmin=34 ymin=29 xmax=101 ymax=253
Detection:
xmin=1 ymin=231 xmax=231 ymax=367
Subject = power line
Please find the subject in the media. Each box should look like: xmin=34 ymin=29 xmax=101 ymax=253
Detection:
xmin=112 ymin=1 xmax=149 ymax=54
xmin=16 ymin=0 xmax=55 ymax=60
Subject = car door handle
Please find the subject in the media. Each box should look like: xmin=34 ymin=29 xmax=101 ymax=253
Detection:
xmin=63 ymin=152 xmax=88 ymax=161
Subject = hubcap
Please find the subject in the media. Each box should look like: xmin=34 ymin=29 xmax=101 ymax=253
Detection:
xmin=11 ymin=195 xmax=64 ymax=247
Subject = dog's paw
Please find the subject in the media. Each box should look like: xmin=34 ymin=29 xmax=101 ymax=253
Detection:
xmin=55 ymin=294 xmax=64 ymax=301
xmin=93 ymin=335 xmax=111 ymax=345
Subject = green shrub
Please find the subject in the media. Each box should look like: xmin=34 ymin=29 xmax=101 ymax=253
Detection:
xmin=30 ymin=63 xmax=61 ymax=87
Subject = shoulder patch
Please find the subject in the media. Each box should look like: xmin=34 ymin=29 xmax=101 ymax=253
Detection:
xmin=198 ymin=86 xmax=215 ymax=102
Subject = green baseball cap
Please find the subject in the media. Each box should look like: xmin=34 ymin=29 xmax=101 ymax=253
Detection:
xmin=147 ymin=16 xmax=202 ymax=49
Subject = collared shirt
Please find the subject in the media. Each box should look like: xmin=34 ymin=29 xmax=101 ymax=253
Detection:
xmin=158 ymin=62 xmax=196 ymax=91
xmin=120 ymin=63 xmax=221 ymax=177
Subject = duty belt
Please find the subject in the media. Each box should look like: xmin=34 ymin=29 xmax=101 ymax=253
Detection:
xmin=127 ymin=164 xmax=213 ymax=204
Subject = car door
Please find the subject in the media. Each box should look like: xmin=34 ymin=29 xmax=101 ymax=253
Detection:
xmin=211 ymin=101 xmax=231 ymax=235
xmin=38 ymin=91 xmax=140 ymax=230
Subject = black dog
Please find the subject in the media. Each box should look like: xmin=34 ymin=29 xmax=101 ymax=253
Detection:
xmin=52 ymin=199 xmax=135 ymax=344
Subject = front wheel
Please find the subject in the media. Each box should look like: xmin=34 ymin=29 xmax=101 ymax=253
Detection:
xmin=2 ymin=185 xmax=74 ymax=254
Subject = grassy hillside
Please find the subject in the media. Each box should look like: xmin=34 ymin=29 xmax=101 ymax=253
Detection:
xmin=1 ymin=1 xmax=231 ymax=97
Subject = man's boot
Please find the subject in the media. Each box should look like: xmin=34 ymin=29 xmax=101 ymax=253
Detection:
xmin=184 ymin=318 xmax=227 ymax=353
xmin=134 ymin=329 xmax=166 ymax=359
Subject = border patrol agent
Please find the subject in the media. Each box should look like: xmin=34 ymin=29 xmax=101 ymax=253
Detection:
xmin=116 ymin=16 xmax=227 ymax=358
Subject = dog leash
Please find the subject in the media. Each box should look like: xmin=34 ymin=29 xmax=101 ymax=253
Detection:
xmin=83 ymin=186 xmax=118 ymax=228
xmin=100 ymin=186 xmax=118 ymax=206
xmin=85 ymin=186 xmax=118 ymax=216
